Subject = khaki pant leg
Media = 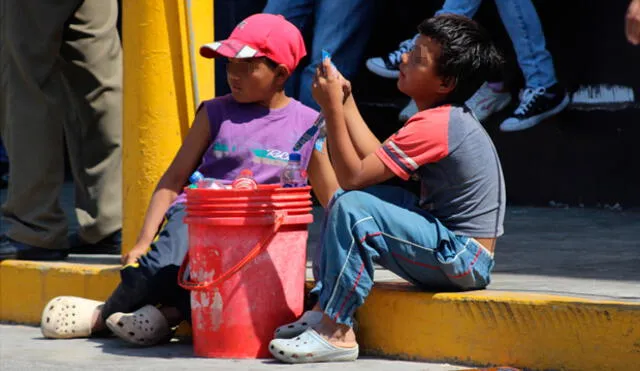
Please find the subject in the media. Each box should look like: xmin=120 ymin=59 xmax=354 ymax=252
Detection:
xmin=0 ymin=0 xmax=82 ymax=249
xmin=61 ymin=0 xmax=123 ymax=243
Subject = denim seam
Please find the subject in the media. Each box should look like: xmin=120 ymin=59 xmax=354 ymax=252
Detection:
xmin=379 ymin=231 xmax=434 ymax=252
xmin=510 ymin=0 xmax=543 ymax=85
xmin=436 ymin=238 xmax=470 ymax=265
xmin=324 ymin=216 xmax=373 ymax=310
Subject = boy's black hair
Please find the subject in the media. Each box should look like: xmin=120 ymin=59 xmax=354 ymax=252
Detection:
xmin=262 ymin=57 xmax=280 ymax=70
xmin=418 ymin=14 xmax=504 ymax=105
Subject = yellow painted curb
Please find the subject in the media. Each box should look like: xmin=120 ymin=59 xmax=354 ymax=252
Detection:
xmin=1 ymin=261 xmax=639 ymax=371
xmin=358 ymin=282 xmax=640 ymax=371
xmin=0 ymin=260 xmax=120 ymax=324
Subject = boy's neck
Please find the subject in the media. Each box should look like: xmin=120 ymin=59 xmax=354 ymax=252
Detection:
xmin=258 ymin=91 xmax=290 ymax=109
xmin=415 ymin=94 xmax=447 ymax=111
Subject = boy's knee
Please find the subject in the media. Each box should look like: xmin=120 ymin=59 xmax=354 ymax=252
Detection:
xmin=331 ymin=189 xmax=371 ymax=212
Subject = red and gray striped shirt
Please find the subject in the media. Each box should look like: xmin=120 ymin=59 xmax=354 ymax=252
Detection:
xmin=376 ymin=105 xmax=505 ymax=238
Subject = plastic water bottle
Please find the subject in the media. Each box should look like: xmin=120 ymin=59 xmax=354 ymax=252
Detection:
xmin=188 ymin=170 xmax=225 ymax=189
xmin=232 ymin=169 xmax=258 ymax=190
xmin=280 ymin=153 xmax=307 ymax=188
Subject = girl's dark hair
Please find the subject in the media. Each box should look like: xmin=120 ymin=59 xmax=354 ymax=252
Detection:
xmin=418 ymin=14 xmax=505 ymax=105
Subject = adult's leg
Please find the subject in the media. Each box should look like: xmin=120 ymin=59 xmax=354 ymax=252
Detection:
xmin=62 ymin=0 xmax=123 ymax=244
xmin=494 ymin=0 xmax=556 ymax=89
xmin=435 ymin=0 xmax=483 ymax=18
xmin=297 ymin=0 xmax=376 ymax=109
xmin=0 ymin=0 xmax=82 ymax=250
xmin=263 ymin=0 xmax=315 ymax=99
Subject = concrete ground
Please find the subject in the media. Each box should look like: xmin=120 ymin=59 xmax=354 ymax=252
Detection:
xmin=0 ymin=325 xmax=468 ymax=371
xmin=2 ymin=183 xmax=639 ymax=302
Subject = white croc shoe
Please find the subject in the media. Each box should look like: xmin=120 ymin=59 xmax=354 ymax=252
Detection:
xmin=41 ymin=296 xmax=103 ymax=339
xmin=269 ymin=328 xmax=359 ymax=363
xmin=105 ymin=305 xmax=172 ymax=346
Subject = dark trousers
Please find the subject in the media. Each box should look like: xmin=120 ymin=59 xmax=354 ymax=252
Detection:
xmin=102 ymin=204 xmax=191 ymax=321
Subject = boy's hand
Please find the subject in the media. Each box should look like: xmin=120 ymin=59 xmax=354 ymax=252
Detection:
xmin=312 ymin=58 xmax=347 ymax=111
xmin=334 ymin=70 xmax=353 ymax=102
xmin=121 ymin=244 xmax=149 ymax=266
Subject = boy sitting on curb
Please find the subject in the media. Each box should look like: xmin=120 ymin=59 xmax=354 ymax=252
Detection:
xmin=40 ymin=14 xmax=339 ymax=347
xmin=270 ymin=14 xmax=506 ymax=363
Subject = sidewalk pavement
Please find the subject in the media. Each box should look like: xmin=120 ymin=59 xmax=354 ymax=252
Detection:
xmin=0 ymin=325 xmax=469 ymax=371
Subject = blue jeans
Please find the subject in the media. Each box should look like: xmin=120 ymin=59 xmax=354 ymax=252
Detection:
xmin=311 ymin=187 xmax=495 ymax=327
xmin=263 ymin=0 xmax=375 ymax=109
xmin=436 ymin=0 xmax=557 ymax=89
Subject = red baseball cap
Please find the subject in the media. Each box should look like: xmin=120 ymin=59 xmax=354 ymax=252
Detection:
xmin=200 ymin=14 xmax=306 ymax=73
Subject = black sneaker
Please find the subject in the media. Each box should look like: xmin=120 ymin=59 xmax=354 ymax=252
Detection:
xmin=68 ymin=230 xmax=122 ymax=255
xmin=366 ymin=34 xmax=418 ymax=79
xmin=0 ymin=235 xmax=69 ymax=261
xmin=500 ymin=83 xmax=570 ymax=132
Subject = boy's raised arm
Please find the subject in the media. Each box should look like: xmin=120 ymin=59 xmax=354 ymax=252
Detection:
xmin=342 ymin=93 xmax=382 ymax=159
xmin=313 ymin=59 xmax=396 ymax=190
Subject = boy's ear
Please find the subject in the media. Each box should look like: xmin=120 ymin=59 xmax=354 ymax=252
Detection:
xmin=275 ymin=64 xmax=291 ymax=84
xmin=438 ymin=76 xmax=456 ymax=94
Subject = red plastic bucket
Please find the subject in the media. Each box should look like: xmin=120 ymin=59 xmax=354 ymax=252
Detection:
xmin=179 ymin=185 xmax=313 ymax=358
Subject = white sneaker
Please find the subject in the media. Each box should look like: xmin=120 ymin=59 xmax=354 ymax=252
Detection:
xmin=465 ymin=82 xmax=512 ymax=121
xmin=366 ymin=34 xmax=418 ymax=79
xmin=399 ymin=99 xmax=419 ymax=122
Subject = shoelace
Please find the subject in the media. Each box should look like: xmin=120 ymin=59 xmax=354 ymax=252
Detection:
xmin=387 ymin=34 xmax=419 ymax=67
xmin=514 ymin=87 xmax=546 ymax=115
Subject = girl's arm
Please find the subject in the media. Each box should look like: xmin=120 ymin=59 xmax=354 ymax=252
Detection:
xmin=123 ymin=108 xmax=211 ymax=264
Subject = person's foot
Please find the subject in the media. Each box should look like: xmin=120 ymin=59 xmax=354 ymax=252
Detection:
xmin=465 ymin=82 xmax=512 ymax=121
xmin=500 ymin=83 xmax=570 ymax=132
xmin=68 ymin=230 xmax=122 ymax=255
xmin=269 ymin=314 xmax=358 ymax=363
xmin=0 ymin=235 xmax=68 ymax=261
xmin=366 ymin=34 xmax=418 ymax=79
xmin=314 ymin=313 xmax=357 ymax=348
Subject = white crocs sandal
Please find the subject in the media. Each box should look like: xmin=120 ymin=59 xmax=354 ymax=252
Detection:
xmin=269 ymin=328 xmax=359 ymax=363
xmin=41 ymin=296 xmax=103 ymax=339
xmin=105 ymin=305 xmax=172 ymax=346
xmin=274 ymin=310 xmax=323 ymax=339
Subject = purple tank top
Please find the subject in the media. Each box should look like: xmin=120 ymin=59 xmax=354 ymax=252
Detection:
xmin=175 ymin=95 xmax=319 ymax=203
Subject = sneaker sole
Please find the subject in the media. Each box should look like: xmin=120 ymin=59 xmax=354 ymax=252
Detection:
xmin=365 ymin=59 xmax=399 ymax=79
xmin=500 ymin=94 xmax=570 ymax=132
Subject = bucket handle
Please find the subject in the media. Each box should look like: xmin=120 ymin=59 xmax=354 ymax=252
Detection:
xmin=178 ymin=212 xmax=286 ymax=291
